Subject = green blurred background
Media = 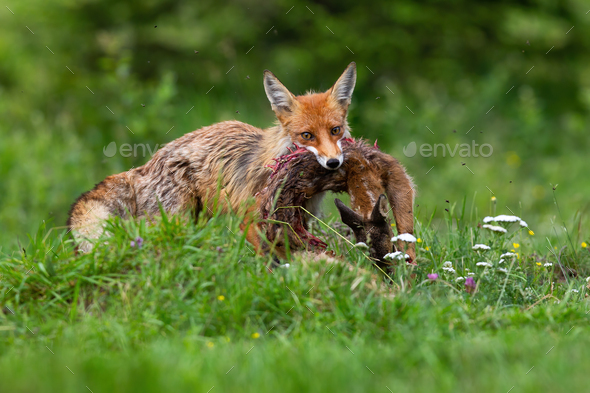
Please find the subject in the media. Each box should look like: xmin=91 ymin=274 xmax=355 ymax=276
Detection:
xmin=1 ymin=0 xmax=589 ymax=250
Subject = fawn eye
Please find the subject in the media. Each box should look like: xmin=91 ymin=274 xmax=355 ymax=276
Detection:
xmin=331 ymin=126 xmax=341 ymax=135
xmin=301 ymin=132 xmax=313 ymax=140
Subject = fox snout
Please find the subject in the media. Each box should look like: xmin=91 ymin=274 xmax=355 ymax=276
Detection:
xmin=326 ymin=158 xmax=341 ymax=169
xmin=315 ymin=153 xmax=343 ymax=170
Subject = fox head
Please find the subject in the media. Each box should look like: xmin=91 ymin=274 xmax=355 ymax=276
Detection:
xmin=263 ymin=62 xmax=357 ymax=170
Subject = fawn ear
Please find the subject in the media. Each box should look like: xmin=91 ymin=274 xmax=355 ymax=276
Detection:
xmin=329 ymin=62 xmax=356 ymax=108
xmin=370 ymin=194 xmax=389 ymax=223
xmin=264 ymin=70 xmax=297 ymax=115
xmin=335 ymin=198 xmax=363 ymax=229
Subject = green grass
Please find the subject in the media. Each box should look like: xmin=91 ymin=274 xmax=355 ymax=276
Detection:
xmin=2 ymin=331 xmax=590 ymax=392
xmin=1 ymin=203 xmax=589 ymax=392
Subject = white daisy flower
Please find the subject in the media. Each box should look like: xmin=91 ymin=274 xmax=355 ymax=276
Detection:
xmin=483 ymin=216 xmax=495 ymax=223
xmin=483 ymin=224 xmax=507 ymax=233
xmin=519 ymin=220 xmax=528 ymax=227
xmin=443 ymin=261 xmax=453 ymax=268
xmin=280 ymin=264 xmax=290 ymax=268
xmin=497 ymin=268 xmax=508 ymax=273
xmin=500 ymin=252 xmax=517 ymax=258
xmin=467 ymin=272 xmax=475 ymax=276
xmin=354 ymin=242 xmax=369 ymax=249
xmin=442 ymin=267 xmax=456 ymax=274
xmin=544 ymin=263 xmax=553 ymax=267
xmin=392 ymin=233 xmax=417 ymax=243
xmin=586 ymin=277 xmax=590 ymax=283
xmin=493 ymin=215 xmax=522 ymax=223
xmin=456 ymin=277 xmax=465 ymax=282
xmin=476 ymin=262 xmax=493 ymax=267
xmin=473 ymin=244 xmax=491 ymax=251
xmin=569 ymin=289 xmax=579 ymax=293
xmin=384 ymin=251 xmax=410 ymax=261
xmin=498 ymin=259 xmax=505 ymax=264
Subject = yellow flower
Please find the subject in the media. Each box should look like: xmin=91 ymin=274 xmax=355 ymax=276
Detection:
xmin=417 ymin=238 xmax=422 ymax=243
xmin=506 ymin=152 xmax=521 ymax=168
xmin=425 ymin=246 xmax=430 ymax=251
xmin=390 ymin=223 xmax=396 ymax=227
xmin=491 ymin=196 xmax=497 ymax=201
xmin=251 ymin=332 xmax=260 ymax=339
xmin=554 ymin=246 xmax=557 ymax=250
xmin=207 ymin=341 xmax=214 ymax=348
xmin=528 ymin=230 xmax=534 ymax=236
xmin=582 ymin=242 xmax=588 ymax=248
xmin=513 ymin=243 xmax=520 ymax=249
xmin=536 ymin=262 xmax=541 ymax=266
xmin=217 ymin=295 xmax=225 ymax=301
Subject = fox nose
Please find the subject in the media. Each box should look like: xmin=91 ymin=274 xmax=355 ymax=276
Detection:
xmin=326 ymin=158 xmax=341 ymax=169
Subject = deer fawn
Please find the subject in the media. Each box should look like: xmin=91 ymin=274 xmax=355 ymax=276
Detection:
xmin=251 ymin=139 xmax=415 ymax=269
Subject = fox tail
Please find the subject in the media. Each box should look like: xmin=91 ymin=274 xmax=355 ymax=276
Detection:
xmin=67 ymin=173 xmax=136 ymax=252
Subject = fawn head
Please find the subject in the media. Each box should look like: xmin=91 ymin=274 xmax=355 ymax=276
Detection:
xmin=334 ymin=195 xmax=394 ymax=266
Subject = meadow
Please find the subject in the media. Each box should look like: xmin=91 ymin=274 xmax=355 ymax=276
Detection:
xmin=1 ymin=198 xmax=589 ymax=392
xmin=1 ymin=1 xmax=590 ymax=391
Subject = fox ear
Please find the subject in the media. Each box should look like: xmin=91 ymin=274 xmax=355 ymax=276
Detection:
xmin=263 ymin=70 xmax=297 ymax=114
xmin=330 ymin=62 xmax=356 ymax=108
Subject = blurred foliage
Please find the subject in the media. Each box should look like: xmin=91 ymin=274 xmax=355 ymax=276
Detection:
xmin=1 ymin=0 xmax=589 ymax=249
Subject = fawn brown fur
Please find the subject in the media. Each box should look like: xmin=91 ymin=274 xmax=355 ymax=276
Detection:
xmin=251 ymin=139 xmax=416 ymax=266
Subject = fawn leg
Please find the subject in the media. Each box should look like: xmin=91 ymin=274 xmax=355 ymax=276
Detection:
xmin=384 ymin=158 xmax=416 ymax=261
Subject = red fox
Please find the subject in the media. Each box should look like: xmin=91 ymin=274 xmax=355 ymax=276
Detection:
xmin=253 ymin=139 xmax=415 ymax=265
xmin=68 ymin=63 xmax=357 ymax=252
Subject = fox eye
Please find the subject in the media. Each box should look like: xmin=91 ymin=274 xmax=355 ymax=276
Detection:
xmin=331 ymin=126 xmax=341 ymax=135
xmin=301 ymin=132 xmax=313 ymax=140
